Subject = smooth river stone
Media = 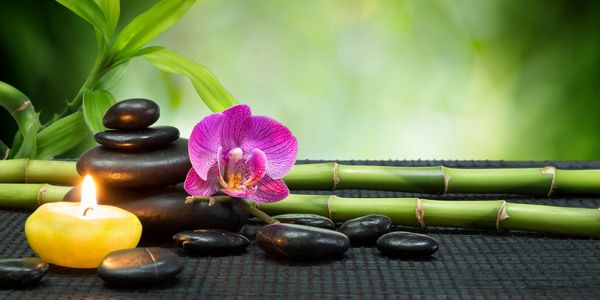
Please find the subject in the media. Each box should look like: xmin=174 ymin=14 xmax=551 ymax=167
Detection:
xmin=272 ymin=214 xmax=336 ymax=229
xmin=77 ymin=138 xmax=191 ymax=188
xmin=98 ymin=247 xmax=183 ymax=285
xmin=173 ymin=229 xmax=249 ymax=255
xmin=256 ymin=224 xmax=350 ymax=260
xmin=376 ymin=232 xmax=439 ymax=257
xmin=339 ymin=214 xmax=392 ymax=246
xmin=103 ymin=98 xmax=160 ymax=130
xmin=0 ymin=257 xmax=48 ymax=287
xmin=64 ymin=185 xmax=248 ymax=241
xmin=94 ymin=126 xmax=179 ymax=151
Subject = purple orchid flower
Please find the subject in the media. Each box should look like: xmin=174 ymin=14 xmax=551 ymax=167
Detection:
xmin=184 ymin=104 xmax=298 ymax=203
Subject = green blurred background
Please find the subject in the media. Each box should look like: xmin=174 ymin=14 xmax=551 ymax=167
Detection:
xmin=1 ymin=0 xmax=600 ymax=160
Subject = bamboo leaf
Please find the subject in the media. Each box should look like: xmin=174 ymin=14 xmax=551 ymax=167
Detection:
xmin=56 ymin=0 xmax=110 ymax=42
xmin=110 ymin=0 xmax=195 ymax=62
xmin=14 ymin=114 xmax=40 ymax=159
xmin=36 ymin=112 xmax=90 ymax=159
xmin=138 ymin=46 xmax=237 ymax=112
xmin=0 ymin=81 xmax=39 ymax=137
xmin=95 ymin=61 xmax=129 ymax=90
xmin=94 ymin=0 xmax=120 ymax=37
xmin=82 ymin=89 xmax=116 ymax=133
xmin=0 ymin=140 xmax=9 ymax=160
xmin=160 ymin=71 xmax=182 ymax=108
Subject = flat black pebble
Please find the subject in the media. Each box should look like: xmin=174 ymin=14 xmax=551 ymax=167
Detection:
xmin=94 ymin=126 xmax=179 ymax=151
xmin=339 ymin=214 xmax=392 ymax=246
xmin=103 ymin=98 xmax=160 ymax=130
xmin=173 ymin=229 xmax=249 ymax=255
xmin=256 ymin=224 xmax=350 ymax=260
xmin=272 ymin=214 xmax=336 ymax=229
xmin=376 ymin=232 xmax=439 ymax=257
xmin=98 ymin=248 xmax=183 ymax=285
xmin=0 ymin=257 xmax=48 ymax=287
xmin=77 ymin=138 xmax=191 ymax=188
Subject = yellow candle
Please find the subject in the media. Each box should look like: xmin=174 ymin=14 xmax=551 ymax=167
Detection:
xmin=25 ymin=175 xmax=142 ymax=268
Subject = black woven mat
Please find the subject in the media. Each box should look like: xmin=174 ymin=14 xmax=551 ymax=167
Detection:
xmin=2 ymin=161 xmax=600 ymax=299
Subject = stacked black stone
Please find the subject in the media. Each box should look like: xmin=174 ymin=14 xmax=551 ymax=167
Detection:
xmin=78 ymin=98 xmax=190 ymax=188
xmin=71 ymin=99 xmax=248 ymax=240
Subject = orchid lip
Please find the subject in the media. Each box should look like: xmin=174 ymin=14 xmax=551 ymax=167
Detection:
xmin=217 ymin=147 xmax=267 ymax=196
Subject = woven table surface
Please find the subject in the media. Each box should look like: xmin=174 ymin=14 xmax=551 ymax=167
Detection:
xmin=1 ymin=160 xmax=600 ymax=299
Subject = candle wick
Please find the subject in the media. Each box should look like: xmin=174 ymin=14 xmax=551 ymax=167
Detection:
xmin=83 ymin=207 xmax=94 ymax=216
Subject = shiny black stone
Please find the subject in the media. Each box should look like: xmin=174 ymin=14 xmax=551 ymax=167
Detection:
xmin=103 ymin=98 xmax=160 ymax=130
xmin=256 ymin=224 xmax=350 ymax=260
xmin=338 ymin=214 xmax=392 ymax=246
xmin=272 ymin=214 xmax=336 ymax=229
xmin=94 ymin=126 xmax=179 ymax=151
xmin=376 ymin=232 xmax=439 ymax=257
xmin=64 ymin=185 xmax=248 ymax=241
xmin=0 ymin=257 xmax=48 ymax=287
xmin=173 ymin=229 xmax=249 ymax=255
xmin=76 ymin=138 xmax=191 ymax=188
xmin=98 ymin=247 xmax=183 ymax=285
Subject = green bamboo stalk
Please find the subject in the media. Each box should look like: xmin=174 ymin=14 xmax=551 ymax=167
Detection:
xmin=285 ymin=163 xmax=600 ymax=196
xmin=0 ymin=184 xmax=70 ymax=210
xmin=255 ymin=195 xmax=600 ymax=238
xmin=0 ymin=159 xmax=79 ymax=185
xmin=2 ymin=184 xmax=599 ymax=237
xmin=2 ymin=160 xmax=600 ymax=196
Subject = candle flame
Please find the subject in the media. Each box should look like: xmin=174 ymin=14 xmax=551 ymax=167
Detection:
xmin=81 ymin=175 xmax=97 ymax=209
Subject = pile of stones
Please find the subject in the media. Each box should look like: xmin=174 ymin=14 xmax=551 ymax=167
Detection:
xmin=70 ymin=98 xmax=248 ymax=239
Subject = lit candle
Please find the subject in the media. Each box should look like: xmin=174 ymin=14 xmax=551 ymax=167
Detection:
xmin=25 ymin=175 xmax=142 ymax=268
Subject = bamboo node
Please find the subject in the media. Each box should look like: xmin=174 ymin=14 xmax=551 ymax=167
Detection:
xmin=541 ymin=166 xmax=557 ymax=196
xmin=24 ymin=158 xmax=29 ymax=183
xmin=332 ymin=162 xmax=340 ymax=191
xmin=13 ymin=99 xmax=31 ymax=113
xmin=415 ymin=198 xmax=426 ymax=228
xmin=441 ymin=166 xmax=449 ymax=194
xmin=496 ymin=200 xmax=510 ymax=231
xmin=37 ymin=184 xmax=49 ymax=206
xmin=327 ymin=195 xmax=335 ymax=220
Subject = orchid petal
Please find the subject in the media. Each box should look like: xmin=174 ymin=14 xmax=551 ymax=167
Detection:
xmin=221 ymin=188 xmax=250 ymax=198
xmin=248 ymin=176 xmax=289 ymax=203
xmin=241 ymin=116 xmax=298 ymax=179
xmin=189 ymin=113 xmax=223 ymax=180
xmin=184 ymin=167 xmax=219 ymax=197
xmin=220 ymin=104 xmax=251 ymax=150
xmin=244 ymin=148 xmax=267 ymax=186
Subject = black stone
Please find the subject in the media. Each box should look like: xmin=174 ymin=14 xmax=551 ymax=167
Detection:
xmin=103 ymin=98 xmax=160 ymax=130
xmin=173 ymin=229 xmax=249 ymax=255
xmin=64 ymin=185 xmax=248 ymax=241
xmin=338 ymin=214 xmax=392 ymax=246
xmin=98 ymin=247 xmax=183 ymax=285
xmin=256 ymin=224 xmax=350 ymax=260
xmin=272 ymin=214 xmax=336 ymax=229
xmin=0 ymin=257 xmax=48 ymax=287
xmin=76 ymin=138 xmax=191 ymax=188
xmin=94 ymin=126 xmax=179 ymax=151
xmin=376 ymin=232 xmax=439 ymax=257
